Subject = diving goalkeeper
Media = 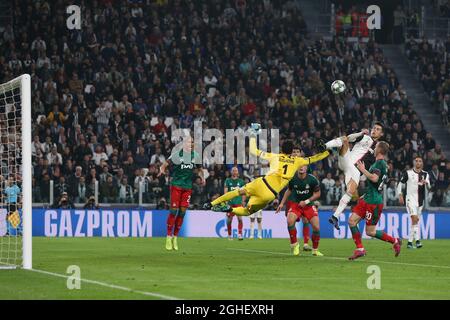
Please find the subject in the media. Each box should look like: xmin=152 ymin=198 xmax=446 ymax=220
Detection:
xmin=203 ymin=124 xmax=330 ymax=216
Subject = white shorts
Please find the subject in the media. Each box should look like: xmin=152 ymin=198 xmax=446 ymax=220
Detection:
xmin=406 ymin=199 xmax=423 ymax=217
xmin=249 ymin=210 xmax=262 ymax=219
xmin=338 ymin=153 xmax=361 ymax=186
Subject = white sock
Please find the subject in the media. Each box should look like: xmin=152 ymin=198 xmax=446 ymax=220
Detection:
xmin=258 ymin=223 xmax=262 ymax=237
xmin=250 ymin=222 xmax=254 ymax=237
xmin=409 ymin=223 xmax=415 ymax=242
xmin=326 ymin=138 xmax=343 ymax=149
xmin=333 ymin=193 xmax=352 ymax=218
xmin=414 ymin=224 xmax=420 ymax=241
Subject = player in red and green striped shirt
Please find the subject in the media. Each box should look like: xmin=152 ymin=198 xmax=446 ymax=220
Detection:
xmin=159 ymin=137 xmax=204 ymax=251
xmin=348 ymin=141 xmax=402 ymax=260
xmin=224 ymin=167 xmax=245 ymax=240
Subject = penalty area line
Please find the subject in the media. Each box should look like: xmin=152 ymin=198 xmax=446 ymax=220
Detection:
xmin=227 ymin=248 xmax=450 ymax=270
xmin=28 ymin=268 xmax=180 ymax=300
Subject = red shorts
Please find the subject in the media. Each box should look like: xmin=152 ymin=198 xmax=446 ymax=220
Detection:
xmin=286 ymin=201 xmax=318 ymax=221
xmin=170 ymin=185 xmax=192 ymax=208
xmin=352 ymin=199 xmax=383 ymax=226
xmin=226 ymin=204 xmax=243 ymax=217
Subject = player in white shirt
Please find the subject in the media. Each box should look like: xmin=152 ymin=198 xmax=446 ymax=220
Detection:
xmin=397 ymin=156 xmax=431 ymax=249
xmin=324 ymin=122 xmax=385 ymax=230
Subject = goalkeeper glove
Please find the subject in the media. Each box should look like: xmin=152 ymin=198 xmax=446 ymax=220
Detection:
xmin=250 ymin=123 xmax=261 ymax=136
xmin=315 ymin=138 xmax=327 ymax=153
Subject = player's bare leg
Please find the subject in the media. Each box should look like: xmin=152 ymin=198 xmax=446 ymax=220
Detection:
xmin=287 ymin=212 xmax=300 ymax=255
xmin=309 ymin=216 xmax=323 ymax=256
xmin=301 ymin=216 xmax=312 ymax=251
xmin=348 ymin=213 xmax=366 ymax=260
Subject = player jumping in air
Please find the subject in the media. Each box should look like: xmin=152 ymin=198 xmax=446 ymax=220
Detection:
xmin=276 ymin=165 xmax=323 ymax=256
xmin=204 ymin=124 xmax=330 ymax=216
xmin=397 ymin=156 xmax=431 ymax=249
xmin=348 ymin=141 xmax=402 ymax=260
xmin=325 ymin=122 xmax=384 ymax=230
xmin=159 ymin=137 xmax=204 ymax=251
xmin=224 ymin=167 xmax=245 ymax=240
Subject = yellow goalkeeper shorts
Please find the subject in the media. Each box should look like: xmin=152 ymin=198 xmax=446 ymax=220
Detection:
xmin=243 ymin=177 xmax=277 ymax=212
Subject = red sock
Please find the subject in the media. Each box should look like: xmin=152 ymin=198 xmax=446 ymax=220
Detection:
xmin=375 ymin=230 xmax=395 ymax=244
xmin=166 ymin=212 xmax=176 ymax=236
xmin=173 ymin=215 xmax=185 ymax=236
xmin=312 ymin=230 xmax=320 ymax=249
xmin=227 ymin=218 xmax=232 ymax=236
xmin=288 ymin=224 xmax=297 ymax=244
xmin=238 ymin=219 xmax=243 ymax=235
xmin=303 ymin=222 xmax=310 ymax=244
xmin=350 ymin=226 xmax=364 ymax=249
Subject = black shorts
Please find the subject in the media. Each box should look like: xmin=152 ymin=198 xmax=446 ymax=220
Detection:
xmin=8 ymin=203 xmax=17 ymax=213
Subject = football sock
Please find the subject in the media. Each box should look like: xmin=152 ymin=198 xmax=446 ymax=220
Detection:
xmin=333 ymin=193 xmax=352 ymax=218
xmin=166 ymin=209 xmax=177 ymax=236
xmin=258 ymin=222 xmax=262 ymax=237
xmin=409 ymin=223 xmax=415 ymax=242
xmin=238 ymin=219 xmax=243 ymax=235
xmin=312 ymin=230 xmax=320 ymax=249
xmin=288 ymin=224 xmax=297 ymax=244
xmin=350 ymin=226 xmax=364 ymax=249
xmin=211 ymin=189 xmax=240 ymax=206
xmin=303 ymin=222 xmax=310 ymax=244
xmin=374 ymin=230 xmax=395 ymax=244
xmin=173 ymin=209 xmax=186 ymax=236
xmin=414 ymin=224 xmax=420 ymax=241
xmin=250 ymin=221 xmax=254 ymax=237
xmin=227 ymin=218 xmax=232 ymax=236
xmin=325 ymin=138 xmax=343 ymax=149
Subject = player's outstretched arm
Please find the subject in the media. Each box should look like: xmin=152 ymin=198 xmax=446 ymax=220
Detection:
xmin=249 ymin=124 xmax=276 ymax=160
xmin=303 ymin=150 xmax=330 ymax=165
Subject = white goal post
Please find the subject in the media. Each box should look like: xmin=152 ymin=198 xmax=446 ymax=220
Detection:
xmin=0 ymin=74 xmax=32 ymax=270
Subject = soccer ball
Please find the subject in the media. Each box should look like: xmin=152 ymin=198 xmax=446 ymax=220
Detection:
xmin=331 ymin=80 xmax=346 ymax=94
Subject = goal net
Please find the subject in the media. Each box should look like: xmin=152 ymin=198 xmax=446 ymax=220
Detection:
xmin=0 ymin=75 xmax=32 ymax=269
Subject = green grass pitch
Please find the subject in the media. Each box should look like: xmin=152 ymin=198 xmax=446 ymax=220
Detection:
xmin=1 ymin=237 xmax=450 ymax=299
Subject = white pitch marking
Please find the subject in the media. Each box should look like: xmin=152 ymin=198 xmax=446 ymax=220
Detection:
xmin=28 ymin=268 xmax=180 ymax=300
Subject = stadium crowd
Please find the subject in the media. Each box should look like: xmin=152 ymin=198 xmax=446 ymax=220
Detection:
xmin=1 ymin=0 xmax=450 ymax=208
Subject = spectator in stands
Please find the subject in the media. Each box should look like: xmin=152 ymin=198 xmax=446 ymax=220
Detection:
xmin=100 ymin=175 xmax=118 ymax=203
xmin=55 ymin=192 xmax=74 ymax=209
xmin=118 ymin=177 xmax=133 ymax=204
xmin=1 ymin=0 xmax=446 ymax=208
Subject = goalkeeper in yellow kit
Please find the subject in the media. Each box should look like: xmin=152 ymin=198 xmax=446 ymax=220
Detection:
xmin=203 ymin=124 xmax=330 ymax=216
